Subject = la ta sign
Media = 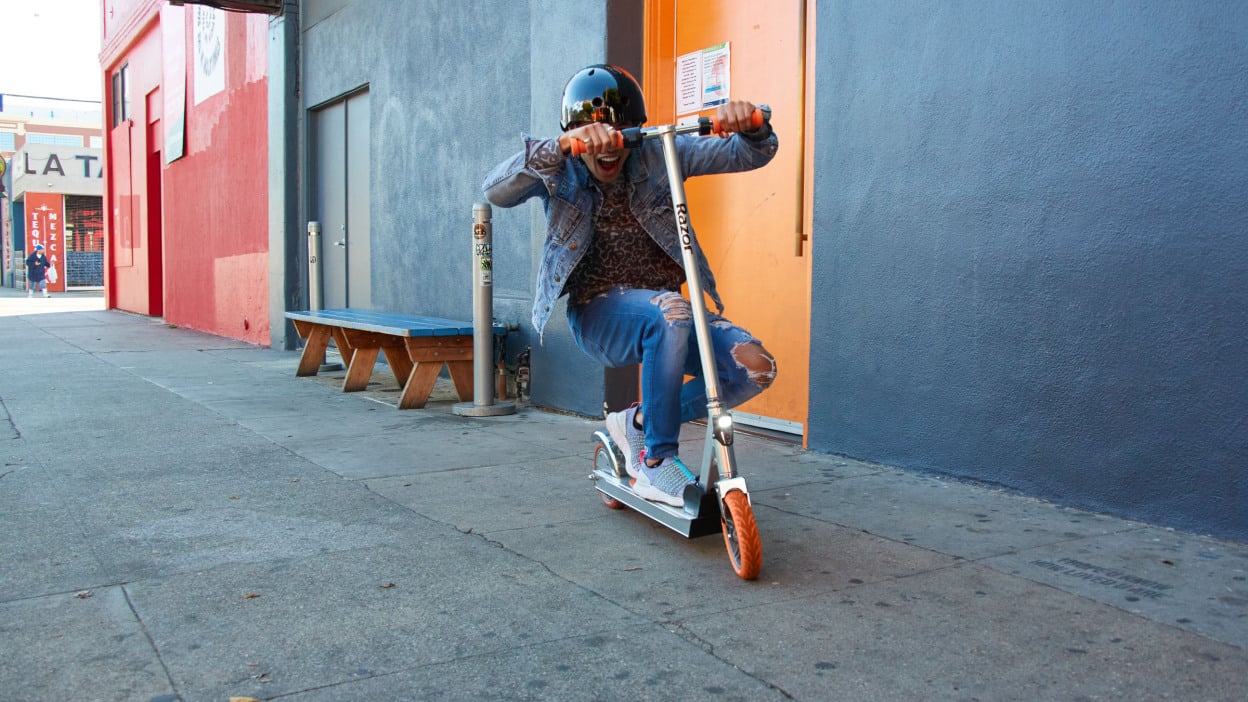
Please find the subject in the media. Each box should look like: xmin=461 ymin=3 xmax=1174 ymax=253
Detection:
xmin=24 ymin=152 xmax=104 ymax=179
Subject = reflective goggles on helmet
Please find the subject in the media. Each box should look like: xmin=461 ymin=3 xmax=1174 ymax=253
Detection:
xmin=560 ymin=64 xmax=647 ymax=131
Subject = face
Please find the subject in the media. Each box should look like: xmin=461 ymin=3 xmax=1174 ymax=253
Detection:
xmin=569 ymin=121 xmax=636 ymax=184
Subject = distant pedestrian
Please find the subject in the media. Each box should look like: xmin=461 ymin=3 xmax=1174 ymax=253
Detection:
xmin=26 ymin=244 xmax=50 ymax=298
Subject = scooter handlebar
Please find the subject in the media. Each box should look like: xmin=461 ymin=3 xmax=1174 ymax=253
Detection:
xmin=567 ymin=108 xmax=766 ymax=157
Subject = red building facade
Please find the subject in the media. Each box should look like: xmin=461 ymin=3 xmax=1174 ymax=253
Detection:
xmin=101 ymin=0 xmax=270 ymax=343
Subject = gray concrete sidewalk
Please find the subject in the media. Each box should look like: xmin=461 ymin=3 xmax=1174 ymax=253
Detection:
xmin=1 ymin=289 xmax=1245 ymax=701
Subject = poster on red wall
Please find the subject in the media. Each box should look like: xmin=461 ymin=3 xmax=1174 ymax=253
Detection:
xmin=162 ymin=3 xmax=187 ymax=163
xmin=25 ymin=192 xmax=66 ymax=294
xmin=193 ymin=6 xmax=226 ymax=105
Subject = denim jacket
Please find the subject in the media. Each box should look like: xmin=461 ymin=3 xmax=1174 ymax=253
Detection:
xmin=481 ymin=128 xmax=779 ymax=336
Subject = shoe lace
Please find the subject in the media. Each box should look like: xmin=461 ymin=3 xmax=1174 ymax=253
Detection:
xmin=670 ymin=458 xmax=696 ymax=481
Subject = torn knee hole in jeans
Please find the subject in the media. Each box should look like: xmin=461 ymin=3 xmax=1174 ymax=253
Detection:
xmin=731 ymin=342 xmax=777 ymax=389
xmin=649 ymin=291 xmax=692 ymax=323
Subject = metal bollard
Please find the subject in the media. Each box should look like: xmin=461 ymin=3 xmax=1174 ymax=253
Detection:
xmin=307 ymin=221 xmax=342 ymax=371
xmin=307 ymin=221 xmax=323 ymax=311
xmin=454 ymin=203 xmax=516 ymax=417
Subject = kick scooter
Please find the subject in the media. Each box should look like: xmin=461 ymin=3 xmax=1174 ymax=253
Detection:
xmin=572 ymin=109 xmax=768 ymax=580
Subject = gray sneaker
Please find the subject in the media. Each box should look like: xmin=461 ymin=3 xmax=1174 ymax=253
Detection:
xmin=634 ymin=457 xmax=697 ymax=507
xmin=605 ymin=405 xmax=645 ymax=479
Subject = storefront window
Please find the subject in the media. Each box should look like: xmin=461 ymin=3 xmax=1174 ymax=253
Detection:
xmin=65 ymin=195 xmax=105 ymax=286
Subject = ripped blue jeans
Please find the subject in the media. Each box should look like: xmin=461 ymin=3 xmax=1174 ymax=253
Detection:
xmin=567 ymin=286 xmax=776 ymax=461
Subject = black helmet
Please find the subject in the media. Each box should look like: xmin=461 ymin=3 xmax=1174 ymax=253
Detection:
xmin=560 ymin=64 xmax=647 ymax=131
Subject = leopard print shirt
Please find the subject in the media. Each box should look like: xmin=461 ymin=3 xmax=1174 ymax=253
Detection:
xmin=564 ymin=178 xmax=686 ymax=307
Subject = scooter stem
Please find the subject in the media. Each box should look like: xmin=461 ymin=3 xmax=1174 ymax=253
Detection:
xmin=656 ymin=126 xmax=724 ymax=411
xmin=656 ymin=126 xmax=736 ymax=481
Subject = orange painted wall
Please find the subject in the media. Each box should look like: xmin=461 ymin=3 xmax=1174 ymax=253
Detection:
xmin=644 ymin=0 xmax=814 ymax=436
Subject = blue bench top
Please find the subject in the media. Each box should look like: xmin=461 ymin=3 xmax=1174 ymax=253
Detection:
xmin=286 ymin=308 xmax=505 ymax=337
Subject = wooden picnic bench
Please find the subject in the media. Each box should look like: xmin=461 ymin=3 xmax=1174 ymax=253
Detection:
xmin=285 ymin=308 xmax=505 ymax=409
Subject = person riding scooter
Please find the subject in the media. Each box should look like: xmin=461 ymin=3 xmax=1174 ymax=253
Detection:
xmin=482 ymin=64 xmax=779 ymax=506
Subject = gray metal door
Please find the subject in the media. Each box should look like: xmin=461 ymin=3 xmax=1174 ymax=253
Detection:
xmin=345 ymin=92 xmax=371 ymax=308
xmin=312 ymin=89 xmax=370 ymax=308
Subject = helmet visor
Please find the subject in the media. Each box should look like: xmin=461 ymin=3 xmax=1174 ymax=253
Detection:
xmin=565 ymin=92 xmax=630 ymax=128
xmin=560 ymin=65 xmax=647 ymax=130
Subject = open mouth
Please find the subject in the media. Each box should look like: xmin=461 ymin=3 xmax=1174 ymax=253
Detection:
xmin=595 ymin=154 xmax=622 ymax=175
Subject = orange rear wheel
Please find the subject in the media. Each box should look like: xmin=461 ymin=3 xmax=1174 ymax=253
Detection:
xmin=593 ymin=443 xmax=626 ymax=509
xmin=720 ymin=490 xmax=762 ymax=579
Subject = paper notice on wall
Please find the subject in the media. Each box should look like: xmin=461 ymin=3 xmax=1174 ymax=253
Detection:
xmin=193 ymin=6 xmax=226 ymax=105
xmin=676 ymin=52 xmax=702 ymax=115
xmin=675 ymin=43 xmax=731 ymax=116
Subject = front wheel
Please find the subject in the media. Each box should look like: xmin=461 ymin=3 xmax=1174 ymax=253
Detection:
xmin=720 ymin=490 xmax=762 ymax=580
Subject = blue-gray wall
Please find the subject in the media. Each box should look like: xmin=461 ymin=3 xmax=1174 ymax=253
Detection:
xmin=808 ymin=1 xmax=1247 ymax=540
xmin=520 ymin=0 xmax=613 ymax=416
xmin=296 ymin=0 xmax=609 ymax=416
xmin=289 ymin=0 xmax=1246 ymax=541
xmin=300 ymin=0 xmax=533 ymax=332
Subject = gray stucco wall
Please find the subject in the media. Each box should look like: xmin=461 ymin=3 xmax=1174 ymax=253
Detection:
xmin=298 ymin=0 xmax=610 ymax=416
xmin=521 ymin=0 xmax=611 ymax=416
xmin=289 ymin=0 xmax=1244 ymax=540
xmin=299 ymin=0 xmax=536 ymax=357
xmin=808 ymin=1 xmax=1248 ymax=540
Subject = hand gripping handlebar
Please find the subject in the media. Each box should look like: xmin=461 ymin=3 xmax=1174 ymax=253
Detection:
xmin=568 ymin=108 xmax=765 ymax=157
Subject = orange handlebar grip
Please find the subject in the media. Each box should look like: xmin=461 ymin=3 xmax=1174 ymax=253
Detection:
xmin=568 ymin=131 xmax=624 ymax=157
xmin=711 ymin=108 xmax=766 ymax=135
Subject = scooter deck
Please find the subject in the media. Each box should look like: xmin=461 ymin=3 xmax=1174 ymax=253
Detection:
xmin=593 ymin=468 xmax=723 ymax=538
